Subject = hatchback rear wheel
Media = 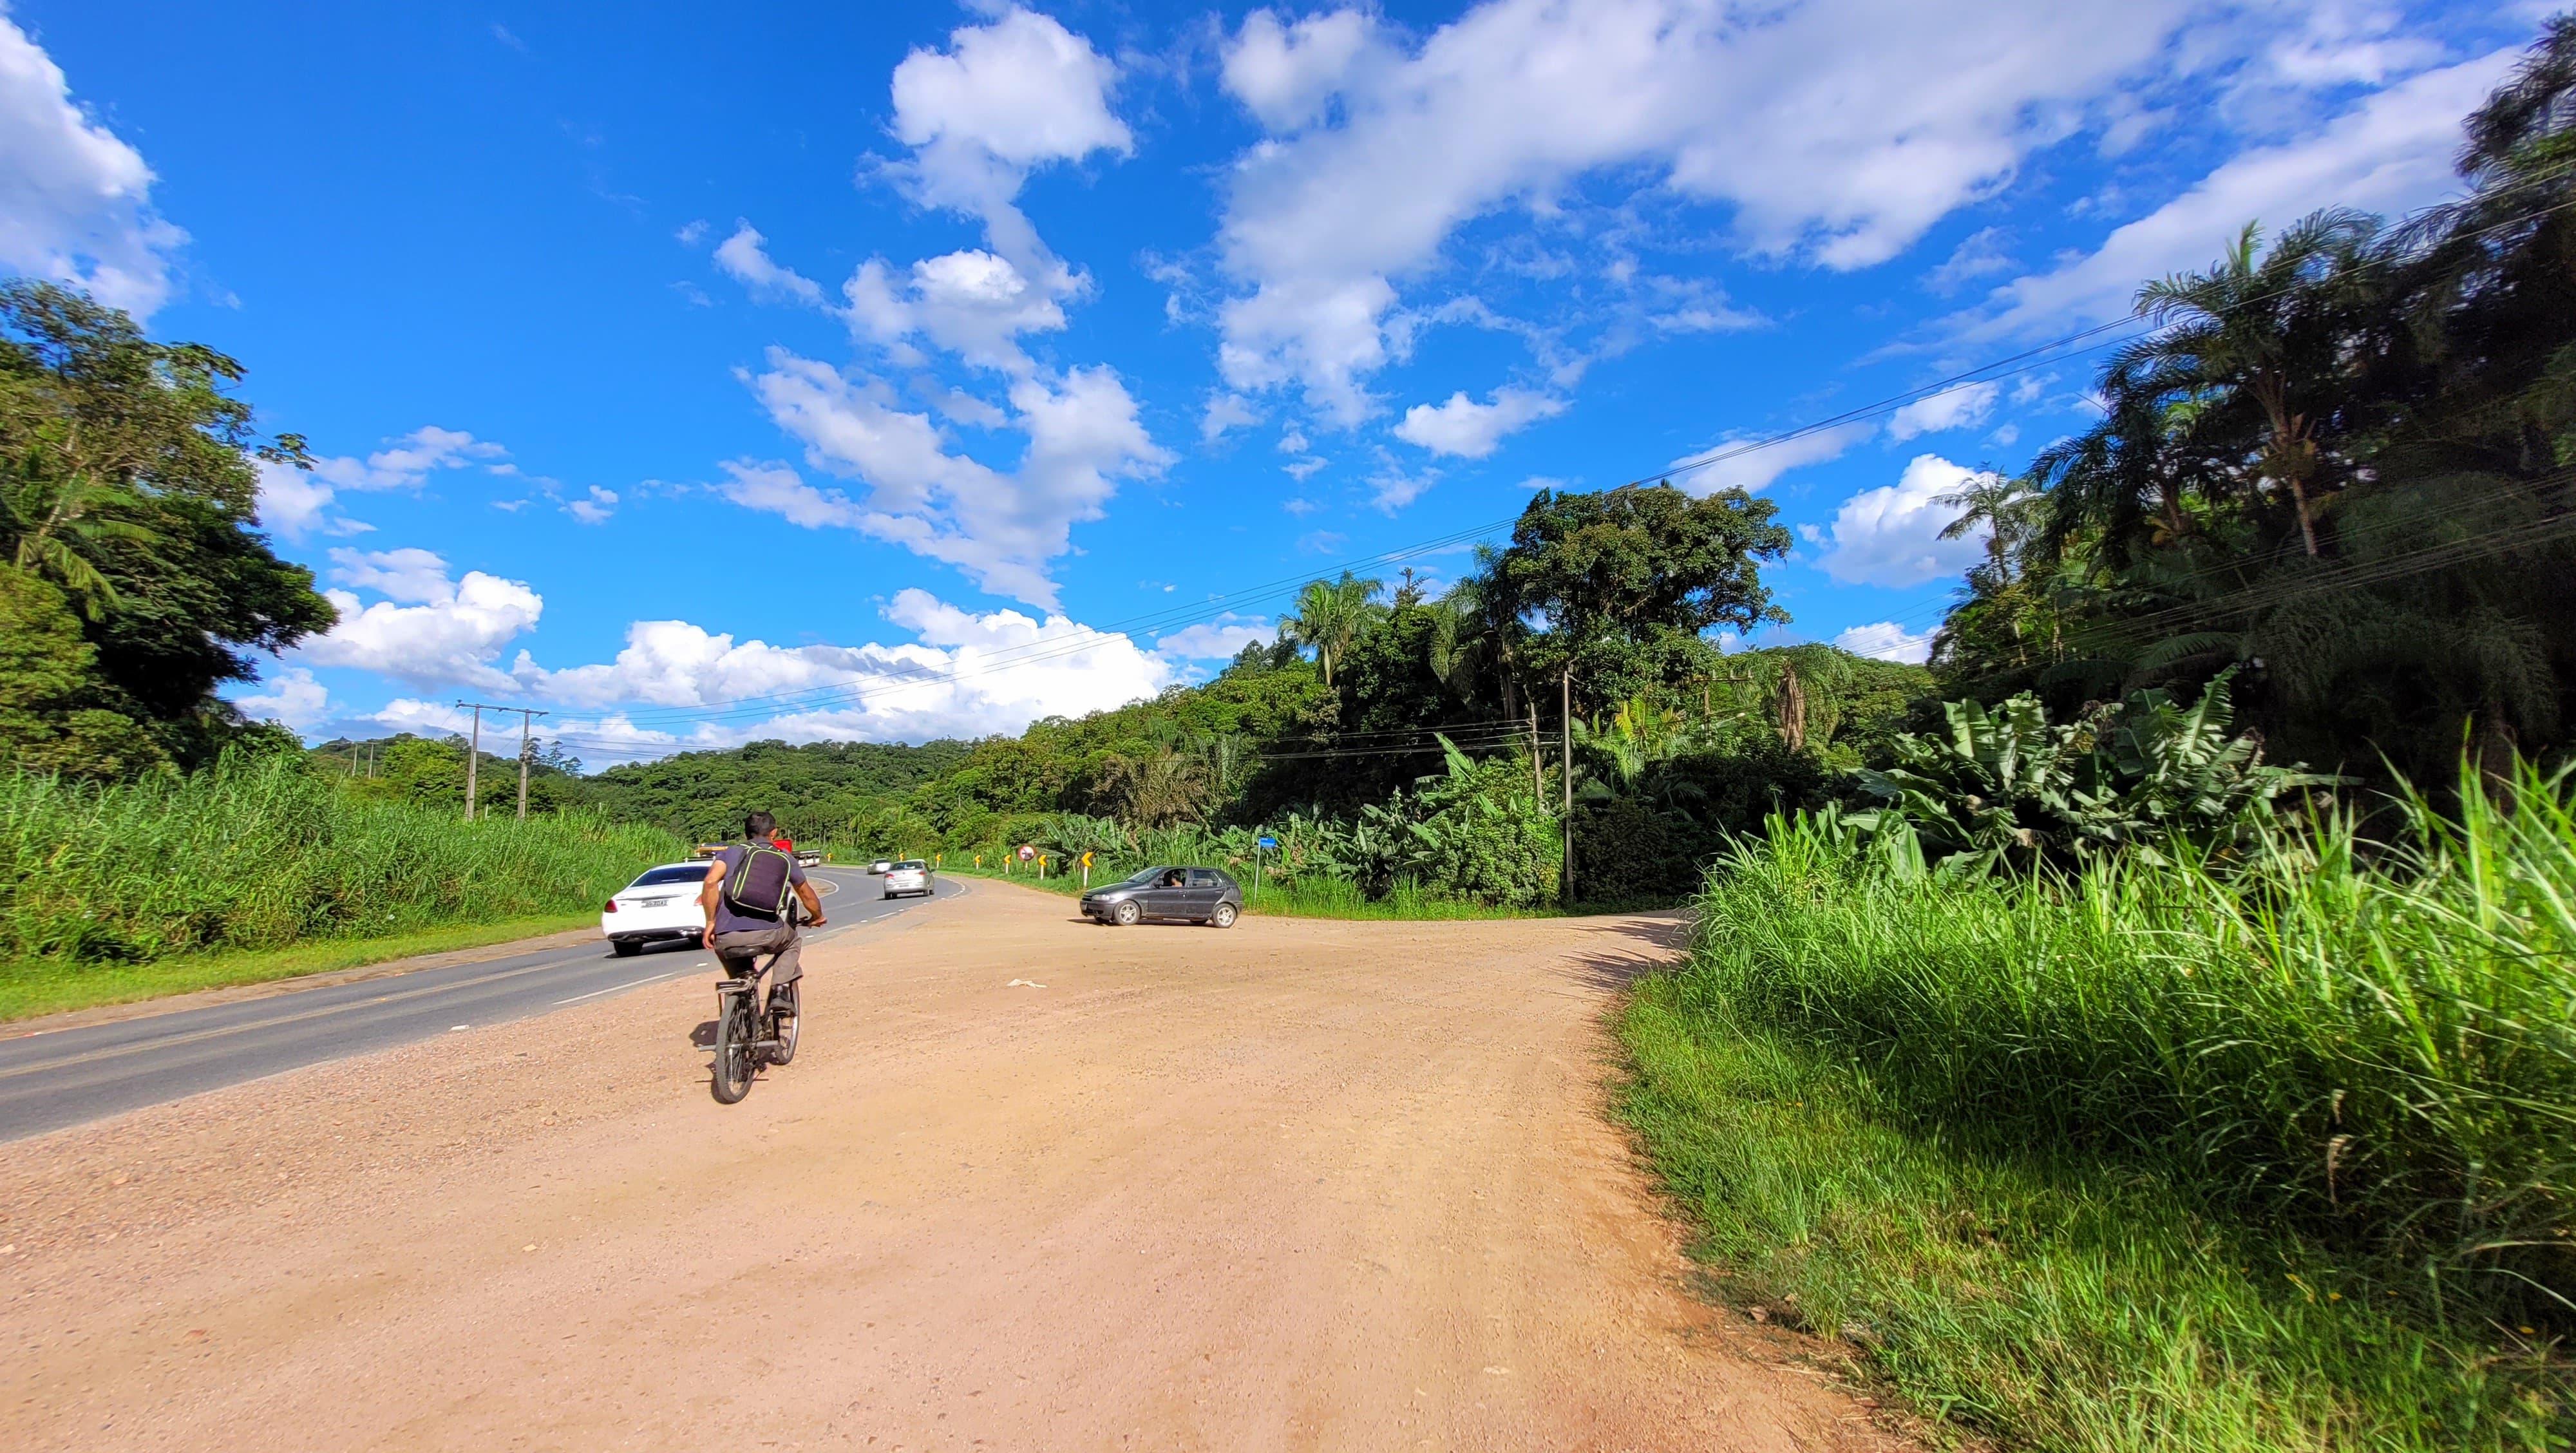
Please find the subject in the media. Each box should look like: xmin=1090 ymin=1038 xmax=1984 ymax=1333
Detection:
xmin=1209 ymin=902 xmax=1237 ymax=929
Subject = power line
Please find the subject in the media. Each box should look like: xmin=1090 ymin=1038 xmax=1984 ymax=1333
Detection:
xmin=491 ymin=180 xmax=2576 ymax=744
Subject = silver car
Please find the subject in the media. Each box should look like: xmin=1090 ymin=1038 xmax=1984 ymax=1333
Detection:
xmin=882 ymin=859 xmax=934 ymax=898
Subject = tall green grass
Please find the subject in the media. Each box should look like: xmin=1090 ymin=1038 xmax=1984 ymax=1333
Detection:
xmin=1620 ymin=993 xmax=2568 ymax=1450
xmin=0 ymin=753 xmax=687 ymax=965
xmin=1685 ymin=763 xmax=2575 ymax=1308
xmin=1621 ymin=761 xmax=2574 ymax=1448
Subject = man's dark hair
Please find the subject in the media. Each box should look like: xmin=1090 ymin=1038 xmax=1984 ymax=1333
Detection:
xmin=744 ymin=810 xmax=776 ymax=840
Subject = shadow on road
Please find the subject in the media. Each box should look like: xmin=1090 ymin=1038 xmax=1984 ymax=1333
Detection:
xmin=1558 ymin=913 xmax=1691 ymax=995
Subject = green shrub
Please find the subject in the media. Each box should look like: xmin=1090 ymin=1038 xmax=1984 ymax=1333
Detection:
xmin=0 ymin=752 xmax=687 ymax=963
xmin=1857 ymin=669 xmax=2335 ymax=873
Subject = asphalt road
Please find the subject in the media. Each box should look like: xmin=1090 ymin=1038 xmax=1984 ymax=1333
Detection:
xmin=0 ymin=867 xmax=963 ymax=1142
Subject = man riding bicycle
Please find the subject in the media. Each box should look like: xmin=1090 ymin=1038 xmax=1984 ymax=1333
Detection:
xmin=699 ymin=810 xmax=827 ymax=1035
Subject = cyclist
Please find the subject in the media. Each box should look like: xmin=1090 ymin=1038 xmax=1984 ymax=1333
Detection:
xmin=699 ymin=810 xmax=826 ymax=1032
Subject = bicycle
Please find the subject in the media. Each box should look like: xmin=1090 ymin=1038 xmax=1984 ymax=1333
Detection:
xmin=709 ymin=958 xmax=798 ymax=1105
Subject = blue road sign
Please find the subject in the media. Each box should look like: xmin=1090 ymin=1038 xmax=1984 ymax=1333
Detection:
xmin=1256 ymin=835 xmax=1278 ymax=850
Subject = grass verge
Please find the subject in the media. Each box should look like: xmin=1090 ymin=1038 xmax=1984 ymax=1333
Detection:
xmin=940 ymin=864 xmax=1564 ymax=920
xmin=0 ymin=913 xmax=597 ymax=1023
xmin=1618 ymin=974 xmax=2570 ymax=1452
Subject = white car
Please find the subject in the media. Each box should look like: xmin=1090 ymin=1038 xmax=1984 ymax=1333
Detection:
xmin=602 ymin=862 xmax=708 ymax=956
xmin=882 ymin=860 xmax=933 ymax=898
xmin=869 ymin=859 xmax=893 ymax=875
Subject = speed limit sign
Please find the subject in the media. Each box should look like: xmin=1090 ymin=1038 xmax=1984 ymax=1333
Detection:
xmin=1016 ymin=844 xmax=1036 ymax=862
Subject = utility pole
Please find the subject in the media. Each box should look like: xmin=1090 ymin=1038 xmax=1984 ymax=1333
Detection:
xmin=1529 ymin=708 xmax=1542 ymax=804
xmin=459 ymin=703 xmax=481 ymax=822
xmin=1561 ymin=666 xmax=1575 ymax=904
xmin=455 ymin=703 xmax=548 ymax=822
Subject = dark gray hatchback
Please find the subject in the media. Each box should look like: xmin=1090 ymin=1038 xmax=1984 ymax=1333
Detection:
xmin=1080 ymin=866 xmax=1244 ymax=927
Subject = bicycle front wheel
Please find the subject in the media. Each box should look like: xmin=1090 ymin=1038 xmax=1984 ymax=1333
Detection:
xmin=710 ymin=989 xmax=755 ymax=1103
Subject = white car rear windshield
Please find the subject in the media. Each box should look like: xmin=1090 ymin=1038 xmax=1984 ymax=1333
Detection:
xmin=631 ymin=865 xmax=708 ymax=887
xmin=893 ymin=861 xmax=928 ymax=871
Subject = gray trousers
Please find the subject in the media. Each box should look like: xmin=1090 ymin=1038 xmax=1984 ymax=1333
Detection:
xmin=712 ymin=921 xmax=800 ymax=989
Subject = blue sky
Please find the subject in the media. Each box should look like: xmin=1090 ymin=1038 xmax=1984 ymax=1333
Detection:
xmin=4 ymin=0 xmax=2543 ymax=763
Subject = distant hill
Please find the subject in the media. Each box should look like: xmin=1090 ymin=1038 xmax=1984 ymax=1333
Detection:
xmin=574 ymin=737 xmax=975 ymax=842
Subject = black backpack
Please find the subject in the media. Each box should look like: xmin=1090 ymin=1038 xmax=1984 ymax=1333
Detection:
xmin=721 ymin=843 xmax=796 ymax=920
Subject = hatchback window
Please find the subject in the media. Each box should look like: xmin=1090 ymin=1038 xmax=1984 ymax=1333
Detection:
xmin=1189 ymin=869 xmax=1222 ymax=887
xmin=632 ymin=865 xmax=708 ymax=887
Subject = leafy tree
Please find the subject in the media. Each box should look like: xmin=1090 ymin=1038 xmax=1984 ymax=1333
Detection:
xmin=1492 ymin=482 xmax=1791 ymax=711
xmin=0 ymin=563 xmax=167 ymax=778
xmin=0 ymin=281 xmax=335 ymax=768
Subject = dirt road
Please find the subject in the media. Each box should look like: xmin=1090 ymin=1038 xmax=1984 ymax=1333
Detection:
xmin=1 ymin=880 xmax=1903 ymax=1451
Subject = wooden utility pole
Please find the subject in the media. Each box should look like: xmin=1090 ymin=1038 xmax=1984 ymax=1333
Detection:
xmin=1560 ymin=666 xmax=1575 ymax=903
xmin=455 ymin=702 xmax=548 ymax=822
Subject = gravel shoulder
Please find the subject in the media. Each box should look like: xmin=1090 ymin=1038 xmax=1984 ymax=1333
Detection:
xmin=0 ymin=878 xmax=1907 ymax=1451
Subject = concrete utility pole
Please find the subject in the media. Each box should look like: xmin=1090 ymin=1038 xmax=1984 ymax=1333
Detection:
xmin=459 ymin=703 xmax=482 ymax=822
xmin=1560 ymin=666 xmax=1575 ymax=904
xmin=1529 ymin=708 xmax=1543 ymax=803
xmin=455 ymin=703 xmax=548 ymax=822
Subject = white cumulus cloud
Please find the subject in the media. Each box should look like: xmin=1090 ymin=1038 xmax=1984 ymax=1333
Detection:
xmin=1887 ymin=381 xmax=2001 ymax=441
xmin=1212 ymin=0 xmax=2203 ymax=422
xmin=1392 ymin=386 xmax=1565 ymax=459
xmin=1668 ymin=420 xmax=1874 ymax=495
xmin=298 ymin=551 xmax=544 ymax=693
xmin=526 ymin=587 xmax=1173 ymax=755
xmin=888 ymin=5 xmax=1130 ymax=279
xmin=234 ymin=667 xmax=333 ymax=731
xmin=0 ymin=12 xmax=185 ymax=316
xmin=735 ymin=350 xmax=1167 ymax=607
xmin=712 ymin=221 xmax=825 ymax=307
xmin=1814 ymin=453 xmax=1995 ymax=588
xmin=1224 ymin=8 xmax=1379 ymax=131
xmin=1154 ymin=615 xmax=1275 ymax=661
xmin=842 ymin=249 xmax=1069 ymax=375
xmin=1834 ymin=620 xmax=1936 ymax=664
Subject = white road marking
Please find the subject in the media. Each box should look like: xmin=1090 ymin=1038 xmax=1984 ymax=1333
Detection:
xmin=554 ymin=973 xmax=676 ymax=1005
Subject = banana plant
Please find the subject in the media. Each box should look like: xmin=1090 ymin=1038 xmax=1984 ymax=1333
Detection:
xmin=1855 ymin=669 xmax=2333 ymax=872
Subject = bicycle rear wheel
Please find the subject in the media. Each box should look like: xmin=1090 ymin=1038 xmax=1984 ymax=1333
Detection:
xmin=710 ymin=987 xmax=755 ymax=1103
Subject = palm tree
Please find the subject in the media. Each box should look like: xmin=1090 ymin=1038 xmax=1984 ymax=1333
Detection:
xmin=1933 ymin=467 xmax=2040 ymax=581
xmin=0 ymin=448 xmax=157 ymax=620
xmin=2125 ymin=211 xmax=2382 ymax=556
xmin=1097 ymin=749 xmax=1212 ymax=830
xmin=1280 ymin=571 xmax=1384 ymax=688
